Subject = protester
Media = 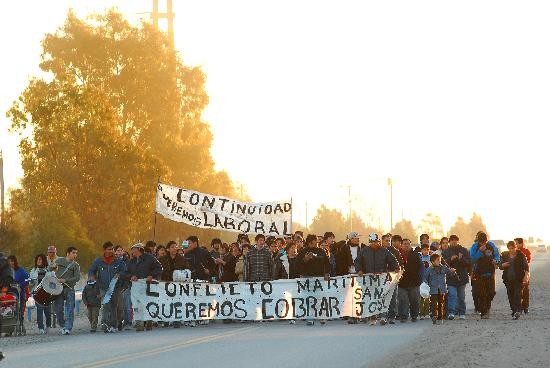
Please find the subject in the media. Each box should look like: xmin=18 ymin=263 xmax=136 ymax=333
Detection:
xmin=122 ymin=243 xmax=162 ymax=331
xmin=514 ymin=237 xmax=531 ymax=314
xmin=155 ymin=245 xmax=167 ymax=259
xmin=114 ymin=245 xmax=132 ymax=330
xmin=183 ymin=236 xmax=216 ymax=282
xmin=397 ymin=238 xmax=422 ymax=323
xmin=382 ymin=234 xmax=403 ymax=324
xmin=297 ymin=234 xmax=331 ymax=325
xmin=355 ymin=233 xmax=400 ymax=325
xmin=46 ymin=246 xmax=59 ymax=267
xmin=243 ymin=234 xmax=274 ymax=282
xmin=424 ymin=253 xmax=456 ymax=325
xmin=235 ymin=244 xmax=249 ymax=282
xmin=82 ymin=278 xmax=101 ymax=332
xmin=418 ymin=243 xmax=432 ymax=320
xmin=294 ymin=235 xmax=304 ymax=253
xmin=160 ymin=240 xmax=190 ymax=282
xmin=215 ymin=243 xmax=238 ymax=282
xmin=414 ymin=234 xmax=430 ymax=252
xmin=442 ymin=235 xmax=471 ymax=320
xmin=88 ymin=241 xmax=126 ymax=333
xmin=500 ymin=241 xmax=530 ymax=319
xmin=50 ymin=246 xmax=81 ymax=335
xmin=29 ymin=254 xmax=52 ymax=334
xmin=210 ymin=238 xmax=222 ymax=260
xmin=470 ymin=232 xmax=500 ymax=319
xmin=273 ymin=243 xmax=290 ymax=280
xmin=439 ymin=237 xmax=450 ymax=252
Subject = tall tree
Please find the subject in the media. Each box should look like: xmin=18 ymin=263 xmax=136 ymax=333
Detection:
xmin=7 ymin=10 xmax=236 ymax=251
xmin=418 ymin=213 xmax=445 ymax=239
xmin=449 ymin=213 xmax=488 ymax=246
xmin=392 ymin=219 xmax=417 ymax=243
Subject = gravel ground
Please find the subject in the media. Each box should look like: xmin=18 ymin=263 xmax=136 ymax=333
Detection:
xmin=371 ymin=254 xmax=550 ymax=368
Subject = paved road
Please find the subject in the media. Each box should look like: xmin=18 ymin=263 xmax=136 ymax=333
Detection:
xmin=3 ymin=254 xmax=547 ymax=368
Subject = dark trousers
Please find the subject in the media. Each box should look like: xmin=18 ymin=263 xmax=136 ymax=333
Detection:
xmin=87 ymin=306 xmax=100 ymax=330
xmin=429 ymin=293 xmax=446 ymax=320
xmin=398 ymin=286 xmax=420 ymax=319
xmin=506 ymin=281 xmax=523 ymax=314
xmin=521 ymin=282 xmax=529 ymax=311
xmin=472 ymin=276 xmax=495 ymax=315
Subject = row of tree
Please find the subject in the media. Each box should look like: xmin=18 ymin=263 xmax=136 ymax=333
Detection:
xmin=300 ymin=205 xmax=488 ymax=245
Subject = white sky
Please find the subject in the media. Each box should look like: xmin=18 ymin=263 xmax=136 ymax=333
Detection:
xmin=1 ymin=1 xmax=549 ymax=242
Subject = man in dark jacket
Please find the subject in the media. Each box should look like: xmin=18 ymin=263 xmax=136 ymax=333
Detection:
xmin=296 ymin=234 xmax=330 ymax=326
xmin=184 ymin=236 xmax=216 ymax=281
xmin=397 ymin=238 xmax=422 ymax=323
xmin=442 ymin=235 xmax=471 ymax=320
xmin=335 ymin=232 xmax=365 ymax=276
xmin=122 ymin=243 xmax=162 ymax=332
xmin=500 ymin=241 xmax=529 ymax=319
xmin=160 ymin=241 xmax=190 ymax=282
xmin=88 ymin=241 xmax=127 ymax=333
xmin=470 ymin=232 xmax=500 ymax=319
xmin=355 ymin=233 xmax=400 ymax=325
xmin=382 ymin=234 xmax=403 ymax=324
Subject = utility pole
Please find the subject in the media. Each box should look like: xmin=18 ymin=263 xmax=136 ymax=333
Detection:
xmin=305 ymin=201 xmax=308 ymax=230
xmin=0 ymin=151 xmax=4 ymax=226
xmin=388 ymin=178 xmax=393 ymax=232
xmin=348 ymin=185 xmax=352 ymax=233
xmin=152 ymin=0 xmax=175 ymax=46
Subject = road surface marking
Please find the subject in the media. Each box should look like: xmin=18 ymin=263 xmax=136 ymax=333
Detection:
xmin=74 ymin=325 xmax=259 ymax=368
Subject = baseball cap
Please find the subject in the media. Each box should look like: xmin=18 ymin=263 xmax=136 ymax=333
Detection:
xmin=47 ymin=246 xmax=57 ymax=253
xmin=130 ymin=242 xmax=144 ymax=251
xmin=347 ymin=232 xmax=361 ymax=240
xmin=368 ymin=233 xmax=380 ymax=243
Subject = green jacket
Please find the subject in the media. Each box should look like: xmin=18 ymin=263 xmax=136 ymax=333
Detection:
xmin=49 ymin=257 xmax=81 ymax=289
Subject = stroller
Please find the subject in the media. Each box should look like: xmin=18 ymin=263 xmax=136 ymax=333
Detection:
xmin=0 ymin=283 xmax=26 ymax=336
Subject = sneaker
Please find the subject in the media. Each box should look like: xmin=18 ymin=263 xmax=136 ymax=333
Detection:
xmin=306 ymin=321 xmax=315 ymax=326
xmin=513 ymin=312 xmax=521 ymax=320
xmin=458 ymin=315 xmax=466 ymax=320
xmin=101 ymin=323 xmax=108 ymax=332
xmin=109 ymin=327 xmax=118 ymax=333
xmin=411 ymin=317 xmax=417 ymax=323
xmin=62 ymin=329 xmax=70 ymax=335
xmin=288 ymin=320 xmax=296 ymax=325
xmin=379 ymin=318 xmax=388 ymax=326
xmin=38 ymin=329 xmax=45 ymax=335
xmin=388 ymin=319 xmax=396 ymax=325
xmin=448 ymin=314 xmax=455 ymax=320
xmin=369 ymin=318 xmax=377 ymax=326
xmin=419 ymin=315 xmax=425 ymax=320
xmin=523 ymin=308 xmax=529 ymax=314
xmin=124 ymin=323 xmax=132 ymax=331
xmin=320 ymin=320 xmax=327 ymax=325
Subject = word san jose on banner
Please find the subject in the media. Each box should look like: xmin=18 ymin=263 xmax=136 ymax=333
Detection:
xmin=155 ymin=183 xmax=292 ymax=236
xmin=131 ymin=272 xmax=401 ymax=322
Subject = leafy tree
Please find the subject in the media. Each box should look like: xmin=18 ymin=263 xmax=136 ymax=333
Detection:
xmin=6 ymin=10 xmax=236 ymax=254
xmin=391 ymin=219 xmax=417 ymax=243
xmin=418 ymin=213 xmax=445 ymax=240
xmin=448 ymin=212 xmax=488 ymax=246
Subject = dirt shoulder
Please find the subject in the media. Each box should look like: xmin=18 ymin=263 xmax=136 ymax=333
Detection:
xmin=371 ymin=256 xmax=550 ymax=368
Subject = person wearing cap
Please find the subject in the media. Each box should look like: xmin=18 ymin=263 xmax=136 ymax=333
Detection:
xmin=382 ymin=234 xmax=403 ymax=324
xmin=335 ymin=231 xmax=365 ymax=277
xmin=355 ymin=233 xmax=400 ymax=326
xmin=47 ymin=245 xmax=59 ymax=267
xmin=121 ymin=243 xmax=162 ymax=332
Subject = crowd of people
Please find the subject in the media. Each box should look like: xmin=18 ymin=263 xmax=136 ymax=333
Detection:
xmin=0 ymin=230 xmax=531 ymax=337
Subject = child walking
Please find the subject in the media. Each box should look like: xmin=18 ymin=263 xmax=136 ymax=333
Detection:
xmin=419 ymin=243 xmax=431 ymax=320
xmin=424 ymin=253 xmax=456 ymax=325
xmin=82 ymin=279 xmax=101 ymax=332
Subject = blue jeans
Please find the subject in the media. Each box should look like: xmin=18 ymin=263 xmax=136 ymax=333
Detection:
xmin=122 ymin=288 xmax=132 ymax=324
xmin=54 ymin=288 xmax=75 ymax=331
xmin=36 ymin=304 xmax=52 ymax=330
xmin=447 ymin=284 xmax=466 ymax=316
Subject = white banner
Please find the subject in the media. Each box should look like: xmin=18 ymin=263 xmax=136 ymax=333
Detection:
xmin=155 ymin=183 xmax=292 ymax=236
xmin=131 ymin=273 xmax=401 ymax=322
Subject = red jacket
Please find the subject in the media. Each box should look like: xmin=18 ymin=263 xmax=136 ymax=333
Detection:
xmin=519 ymin=247 xmax=531 ymax=263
